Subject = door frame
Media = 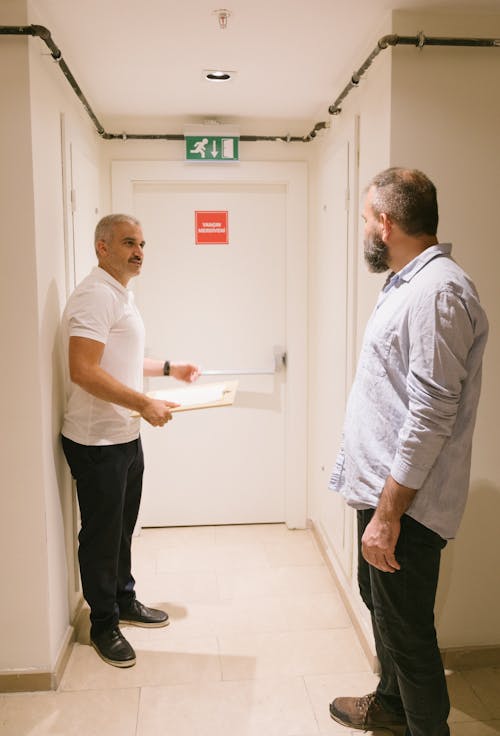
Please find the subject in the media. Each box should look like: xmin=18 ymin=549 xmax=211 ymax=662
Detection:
xmin=112 ymin=160 xmax=308 ymax=528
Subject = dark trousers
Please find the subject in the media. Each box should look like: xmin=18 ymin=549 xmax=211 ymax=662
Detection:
xmin=357 ymin=509 xmax=450 ymax=736
xmin=62 ymin=435 xmax=144 ymax=638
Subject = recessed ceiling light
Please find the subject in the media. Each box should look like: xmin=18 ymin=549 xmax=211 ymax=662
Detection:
xmin=203 ymin=69 xmax=236 ymax=82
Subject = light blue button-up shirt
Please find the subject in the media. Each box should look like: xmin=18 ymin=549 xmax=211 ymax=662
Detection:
xmin=329 ymin=244 xmax=488 ymax=539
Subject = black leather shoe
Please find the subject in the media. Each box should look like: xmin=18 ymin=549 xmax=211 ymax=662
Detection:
xmin=91 ymin=627 xmax=136 ymax=668
xmin=119 ymin=599 xmax=170 ymax=628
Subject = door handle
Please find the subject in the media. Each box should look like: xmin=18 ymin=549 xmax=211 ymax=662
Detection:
xmin=201 ymin=349 xmax=286 ymax=376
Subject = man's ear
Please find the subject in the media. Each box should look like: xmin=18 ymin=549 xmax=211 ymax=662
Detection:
xmin=96 ymin=239 xmax=107 ymax=258
xmin=379 ymin=212 xmax=393 ymax=240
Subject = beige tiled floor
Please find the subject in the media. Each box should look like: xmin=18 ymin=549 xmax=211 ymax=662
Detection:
xmin=1 ymin=523 xmax=500 ymax=735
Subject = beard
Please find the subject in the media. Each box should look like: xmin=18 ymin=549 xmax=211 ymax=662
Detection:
xmin=364 ymin=228 xmax=389 ymax=273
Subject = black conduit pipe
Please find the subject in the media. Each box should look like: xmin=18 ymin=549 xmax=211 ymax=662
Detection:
xmin=328 ymin=32 xmax=500 ymax=115
xmin=1 ymin=24 xmax=107 ymax=135
xmin=0 ymin=24 xmax=319 ymax=142
xmin=1 ymin=25 xmax=499 ymax=142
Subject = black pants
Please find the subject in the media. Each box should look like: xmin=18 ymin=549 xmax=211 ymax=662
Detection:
xmin=62 ymin=435 xmax=144 ymax=638
xmin=357 ymin=509 xmax=450 ymax=736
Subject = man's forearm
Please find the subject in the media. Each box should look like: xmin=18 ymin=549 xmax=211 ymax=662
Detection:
xmin=73 ymin=363 xmax=149 ymax=413
xmin=375 ymin=475 xmax=417 ymax=522
xmin=143 ymin=358 xmax=199 ymax=382
xmin=143 ymin=358 xmax=165 ymax=377
xmin=361 ymin=475 xmax=418 ymax=572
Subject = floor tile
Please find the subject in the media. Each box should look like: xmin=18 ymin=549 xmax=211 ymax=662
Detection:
xmin=217 ymin=565 xmax=336 ymax=600
xmin=134 ymin=524 xmax=216 ymax=549
xmin=154 ymin=542 xmax=217 ymax=573
xmin=136 ymin=677 xmax=318 ymax=736
xmin=214 ymin=523 xmax=311 ymax=545
xmin=0 ymin=688 xmax=139 ymax=736
xmin=125 ymin=596 xmax=287 ymax=638
xmin=219 ymin=628 xmax=370 ymax=681
xmin=156 ymin=541 xmax=269 ymax=573
xmin=279 ymin=591 xmax=351 ymax=631
xmin=460 ymin=668 xmax=500 ymax=718
xmin=60 ymin=638 xmax=221 ymax=691
xmin=135 ymin=569 xmax=220 ymax=605
xmin=213 ymin=542 xmax=272 ymax=570
xmin=447 ymin=670 xmax=494 ymax=722
xmin=450 ymin=722 xmax=500 ymax=735
xmin=263 ymin=537 xmax=324 ymax=567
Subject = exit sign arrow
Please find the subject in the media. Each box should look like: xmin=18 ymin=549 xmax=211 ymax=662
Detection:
xmin=185 ymin=135 xmax=239 ymax=162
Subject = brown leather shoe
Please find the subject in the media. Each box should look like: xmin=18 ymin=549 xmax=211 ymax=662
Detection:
xmin=329 ymin=692 xmax=407 ymax=732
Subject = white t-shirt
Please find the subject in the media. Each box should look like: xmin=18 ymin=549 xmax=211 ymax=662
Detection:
xmin=61 ymin=267 xmax=145 ymax=445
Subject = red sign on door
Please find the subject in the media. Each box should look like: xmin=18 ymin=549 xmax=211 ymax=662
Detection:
xmin=195 ymin=210 xmax=229 ymax=245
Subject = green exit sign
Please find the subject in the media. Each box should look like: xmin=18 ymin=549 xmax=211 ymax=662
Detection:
xmin=185 ymin=135 xmax=239 ymax=161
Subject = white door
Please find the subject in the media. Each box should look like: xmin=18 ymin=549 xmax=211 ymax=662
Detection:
xmin=69 ymin=143 xmax=100 ymax=286
xmin=112 ymin=161 xmax=307 ymax=528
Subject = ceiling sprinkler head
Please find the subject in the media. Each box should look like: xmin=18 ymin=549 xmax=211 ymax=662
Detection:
xmin=213 ymin=8 xmax=231 ymax=30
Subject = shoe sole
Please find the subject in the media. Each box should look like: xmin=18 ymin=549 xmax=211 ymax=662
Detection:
xmin=330 ymin=710 xmax=406 ymax=734
xmin=330 ymin=711 xmax=364 ymax=731
xmin=119 ymin=617 xmax=170 ymax=628
xmin=91 ymin=640 xmax=136 ymax=668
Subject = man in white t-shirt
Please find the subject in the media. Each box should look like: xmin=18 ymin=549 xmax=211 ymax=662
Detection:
xmin=61 ymin=214 xmax=199 ymax=668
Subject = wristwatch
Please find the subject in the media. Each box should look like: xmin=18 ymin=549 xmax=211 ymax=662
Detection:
xmin=163 ymin=360 xmax=170 ymax=376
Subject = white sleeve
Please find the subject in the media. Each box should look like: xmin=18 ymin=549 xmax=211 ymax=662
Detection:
xmin=66 ymin=284 xmax=118 ymax=345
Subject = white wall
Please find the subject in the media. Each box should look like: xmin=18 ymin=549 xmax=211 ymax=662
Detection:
xmin=0 ymin=0 xmax=101 ymax=675
xmin=0 ymin=0 xmax=51 ymax=672
xmin=307 ymin=14 xmax=393 ymax=645
xmin=28 ymin=0 xmax=103 ymax=663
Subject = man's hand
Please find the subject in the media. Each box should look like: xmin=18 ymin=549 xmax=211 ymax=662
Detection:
xmin=141 ymin=398 xmax=178 ymax=427
xmin=170 ymin=363 xmax=200 ymax=383
xmin=361 ymin=516 xmax=401 ymax=572
xmin=361 ymin=475 xmax=418 ymax=573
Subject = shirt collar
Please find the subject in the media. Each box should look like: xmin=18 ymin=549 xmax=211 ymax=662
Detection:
xmin=383 ymin=243 xmax=452 ymax=292
xmin=93 ymin=266 xmax=129 ymax=294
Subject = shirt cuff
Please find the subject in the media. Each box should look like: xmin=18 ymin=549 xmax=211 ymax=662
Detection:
xmin=390 ymin=456 xmax=427 ymax=490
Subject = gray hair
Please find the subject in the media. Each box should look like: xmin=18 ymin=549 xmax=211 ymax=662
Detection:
xmin=94 ymin=214 xmax=141 ymax=253
xmin=367 ymin=168 xmax=438 ymax=237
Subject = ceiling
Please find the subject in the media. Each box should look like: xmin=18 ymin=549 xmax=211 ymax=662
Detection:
xmin=32 ymin=0 xmax=500 ymax=137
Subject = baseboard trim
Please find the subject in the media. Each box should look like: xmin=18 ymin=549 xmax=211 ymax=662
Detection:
xmin=309 ymin=518 xmax=500 ymax=671
xmin=442 ymin=645 xmax=500 ymax=670
xmin=0 ymin=597 xmax=84 ymax=693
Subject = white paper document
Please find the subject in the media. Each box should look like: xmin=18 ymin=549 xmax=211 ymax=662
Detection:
xmin=149 ymin=384 xmax=225 ymax=407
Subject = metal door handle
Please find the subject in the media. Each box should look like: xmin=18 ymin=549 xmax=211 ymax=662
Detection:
xmin=201 ymin=349 xmax=286 ymax=377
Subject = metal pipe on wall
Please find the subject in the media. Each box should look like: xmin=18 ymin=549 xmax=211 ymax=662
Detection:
xmin=328 ymin=32 xmax=500 ymax=115
xmin=0 ymin=23 xmax=318 ymax=142
xmin=1 ymin=25 xmax=499 ymax=143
